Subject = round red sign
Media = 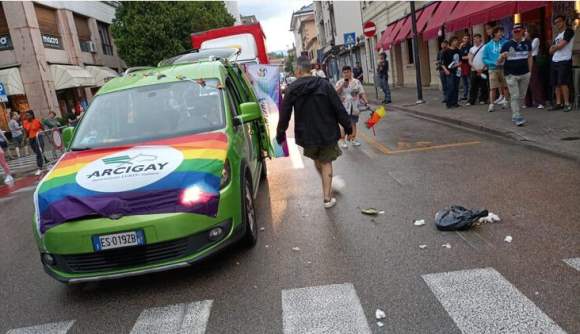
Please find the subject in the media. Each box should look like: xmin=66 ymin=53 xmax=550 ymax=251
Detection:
xmin=363 ymin=21 xmax=376 ymax=37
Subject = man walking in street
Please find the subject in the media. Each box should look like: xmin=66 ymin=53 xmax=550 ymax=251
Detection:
xmin=335 ymin=65 xmax=368 ymax=149
xmin=277 ymin=56 xmax=352 ymax=209
xmin=436 ymin=40 xmax=449 ymax=103
xmin=467 ymin=33 xmax=489 ymax=106
xmin=377 ymin=53 xmax=391 ymax=104
xmin=501 ymin=23 xmax=532 ymax=126
xmin=442 ymin=37 xmax=461 ymax=109
xmin=549 ymin=15 xmax=575 ymax=112
xmin=483 ymin=26 xmax=508 ymax=112
xmin=23 ymin=110 xmax=44 ymax=176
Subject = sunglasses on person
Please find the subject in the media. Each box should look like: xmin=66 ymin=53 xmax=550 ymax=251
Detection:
xmin=513 ymin=29 xmax=523 ymax=33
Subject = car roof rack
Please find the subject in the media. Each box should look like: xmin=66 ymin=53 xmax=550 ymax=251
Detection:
xmin=158 ymin=47 xmax=241 ymax=67
xmin=123 ymin=66 xmax=154 ymax=76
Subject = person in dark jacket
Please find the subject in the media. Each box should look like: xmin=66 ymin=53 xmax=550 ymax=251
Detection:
xmin=277 ymin=56 xmax=352 ymax=209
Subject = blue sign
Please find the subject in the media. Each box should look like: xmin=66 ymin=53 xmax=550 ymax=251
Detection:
xmin=0 ymin=82 xmax=8 ymax=103
xmin=344 ymin=32 xmax=356 ymax=47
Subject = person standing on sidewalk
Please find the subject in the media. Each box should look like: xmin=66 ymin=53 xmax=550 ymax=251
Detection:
xmin=277 ymin=56 xmax=352 ymax=209
xmin=8 ymin=113 xmax=24 ymax=158
xmin=483 ymin=26 xmax=508 ymax=112
xmin=0 ymin=131 xmax=14 ymax=185
xmin=459 ymin=35 xmax=472 ymax=101
xmin=377 ymin=53 xmax=391 ymax=104
xmin=500 ymin=23 xmax=532 ymax=126
xmin=442 ymin=37 xmax=461 ymax=109
xmin=524 ymin=25 xmax=546 ymax=109
xmin=335 ymin=65 xmax=368 ymax=149
xmin=549 ymin=15 xmax=575 ymax=112
xmin=467 ymin=34 xmax=489 ymax=106
xmin=436 ymin=40 xmax=449 ymax=103
xmin=23 ymin=110 xmax=44 ymax=176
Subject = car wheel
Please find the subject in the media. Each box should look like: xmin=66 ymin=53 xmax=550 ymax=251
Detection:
xmin=241 ymin=174 xmax=258 ymax=247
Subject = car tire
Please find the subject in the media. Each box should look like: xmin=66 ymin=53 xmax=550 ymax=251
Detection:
xmin=241 ymin=173 xmax=258 ymax=247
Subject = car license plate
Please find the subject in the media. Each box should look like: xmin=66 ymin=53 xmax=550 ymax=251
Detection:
xmin=92 ymin=230 xmax=145 ymax=251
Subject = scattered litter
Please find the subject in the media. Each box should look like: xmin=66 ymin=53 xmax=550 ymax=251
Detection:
xmin=377 ymin=321 xmax=384 ymax=328
xmin=435 ymin=205 xmax=489 ymax=231
xmin=259 ymin=227 xmax=265 ymax=231
xmin=253 ymin=285 xmax=258 ymax=289
xmin=375 ymin=309 xmax=386 ymax=320
xmin=478 ymin=212 xmax=501 ymax=224
xmin=378 ymin=210 xmax=385 ymax=215
xmin=504 ymin=235 xmax=513 ymax=243
xmin=307 ymin=261 xmax=312 ymax=264
xmin=265 ymin=244 xmax=270 ymax=248
xmin=292 ymin=247 xmax=301 ymax=251
xmin=442 ymin=243 xmax=452 ymax=249
xmin=414 ymin=219 xmax=426 ymax=226
xmin=419 ymin=244 xmax=428 ymax=249
xmin=361 ymin=208 xmax=381 ymax=216
xmin=534 ymin=291 xmax=539 ymax=295
xmin=332 ymin=175 xmax=346 ymax=192
xmin=236 ymin=262 xmax=240 ymax=265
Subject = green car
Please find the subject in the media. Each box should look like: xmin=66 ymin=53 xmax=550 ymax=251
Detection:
xmin=33 ymin=54 xmax=271 ymax=283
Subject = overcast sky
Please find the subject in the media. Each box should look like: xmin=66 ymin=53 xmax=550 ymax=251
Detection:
xmin=238 ymin=0 xmax=311 ymax=53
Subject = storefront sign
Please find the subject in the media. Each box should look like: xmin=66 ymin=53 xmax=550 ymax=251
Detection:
xmin=0 ymin=34 xmax=12 ymax=50
xmin=41 ymin=34 xmax=62 ymax=49
xmin=0 ymin=82 xmax=8 ymax=103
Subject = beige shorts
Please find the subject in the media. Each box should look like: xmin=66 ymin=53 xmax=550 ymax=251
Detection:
xmin=489 ymin=69 xmax=507 ymax=89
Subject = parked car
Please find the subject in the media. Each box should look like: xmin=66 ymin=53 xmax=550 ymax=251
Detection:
xmin=33 ymin=53 xmax=272 ymax=283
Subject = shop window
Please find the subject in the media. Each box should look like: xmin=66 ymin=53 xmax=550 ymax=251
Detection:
xmin=35 ymin=4 xmax=62 ymax=49
xmin=74 ymin=14 xmax=92 ymax=52
xmin=98 ymin=21 xmax=113 ymax=56
xmin=0 ymin=5 xmax=12 ymax=50
xmin=406 ymin=38 xmax=414 ymax=64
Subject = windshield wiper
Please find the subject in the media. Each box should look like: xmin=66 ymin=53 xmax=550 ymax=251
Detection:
xmin=71 ymin=146 xmax=92 ymax=151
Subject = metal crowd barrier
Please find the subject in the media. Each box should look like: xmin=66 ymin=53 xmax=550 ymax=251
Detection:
xmin=36 ymin=126 xmax=66 ymax=166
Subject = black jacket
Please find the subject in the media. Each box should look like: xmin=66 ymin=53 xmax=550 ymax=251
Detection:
xmin=277 ymin=76 xmax=352 ymax=147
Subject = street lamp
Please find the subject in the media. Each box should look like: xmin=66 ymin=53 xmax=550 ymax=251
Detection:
xmin=410 ymin=1 xmax=424 ymax=104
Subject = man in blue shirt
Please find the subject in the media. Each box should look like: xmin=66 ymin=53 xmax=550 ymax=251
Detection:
xmin=482 ymin=26 xmax=508 ymax=112
xmin=500 ymin=23 xmax=532 ymax=126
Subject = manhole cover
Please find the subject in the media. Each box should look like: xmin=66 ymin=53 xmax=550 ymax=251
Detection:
xmin=560 ymin=137 xmax=580 ymax=141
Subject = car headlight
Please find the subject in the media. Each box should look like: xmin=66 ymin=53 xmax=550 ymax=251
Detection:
xmin=220 ymin=159 xmax=231 ymax=190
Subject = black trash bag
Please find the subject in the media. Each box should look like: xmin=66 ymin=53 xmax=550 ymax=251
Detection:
xmin=435 ymin=206 xmax=489 ymax=231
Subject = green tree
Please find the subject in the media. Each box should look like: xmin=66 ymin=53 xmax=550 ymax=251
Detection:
xmin=111 ymin=2 xmax=235 ymax=67
xmin=284 ymin=53 xmax=295 ymax=74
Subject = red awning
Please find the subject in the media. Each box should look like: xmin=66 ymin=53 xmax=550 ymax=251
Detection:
xmin=392 ymin=17 xmax=412 ymax=44
xmin=378 ymin=20 xmax=404 ymax=50
xmin=445 ymin=1 xmax=517 ymax=33
xmin=516 ymin=1 xmax=548 ymax=14
xmin=423 ymin=1 xmax=459 ymax=40
xmin=415 ymin=2 xmax=440 ymax=34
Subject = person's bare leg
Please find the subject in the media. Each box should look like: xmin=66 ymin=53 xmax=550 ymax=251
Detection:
xmin=562 ymin=85 xmax=570 ymax=106
xmin=555 ymin=86 xmax=562 ymax=105
xmin=314 ymin=160 xmax=322 ymax=176
xmin=351 ymin=123 xmax=357 ymax=140
xmin=319 ymin=161 xmax=333 ymax=201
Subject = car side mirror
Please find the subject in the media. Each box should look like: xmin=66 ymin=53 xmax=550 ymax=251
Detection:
xmin=62 ymin=127 xmax=75 ymax=148
xmin=234 ymin=102 xmax=262 ymax=125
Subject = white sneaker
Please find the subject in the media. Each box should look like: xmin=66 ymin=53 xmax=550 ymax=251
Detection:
xmin=339 ymin=140 xmax=348 ymax=149
xmin=537 ymin=104 xmax=544 ymax=109
xmin=494 ymin=95 xmax=505 ymax=104
xmin=521 ymin=105 xmax=527 ymax=109
xmin=351 ymin=139 xmax=361 ymax=147
xmin=3 ymin=175 xmax=14 ymax=185
xmin=332 ymin=175 xmax=346 ymax=193
xmin=324 ymin=198 xmax=337 ymax=209
xmin=488 ymin=104 xmax=495 ymax=112
xmin=34 ymin=169 xmax=42 ymax=176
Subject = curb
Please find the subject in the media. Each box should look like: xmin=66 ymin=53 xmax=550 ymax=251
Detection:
xmin=369 ymin=99 xmax=580 ymax=163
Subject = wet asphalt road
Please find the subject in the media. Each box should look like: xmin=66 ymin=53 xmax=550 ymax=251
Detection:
xmin=0 ymin=109 xmax=579 ymax=334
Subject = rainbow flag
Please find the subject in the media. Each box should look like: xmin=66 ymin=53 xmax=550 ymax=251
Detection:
xmin=34 ymin=133 xmax=228 ymax=234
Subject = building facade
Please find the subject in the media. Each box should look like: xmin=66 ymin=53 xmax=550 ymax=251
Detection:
xmin=0 ymin=1 xmax=126 ymax=130
xmin=290 ymin=4 xmax=316 ymax=59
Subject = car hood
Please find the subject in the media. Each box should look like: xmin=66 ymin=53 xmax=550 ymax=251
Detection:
xmin=34 ymin=133 xmax=228 ymax=235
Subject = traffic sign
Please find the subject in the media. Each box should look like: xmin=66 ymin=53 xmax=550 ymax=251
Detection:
xmin=344 ymin=32 xmax=356 ymax=47
xmin=0 ymin=82 xmax=8 ymax=103
xmin=363 ymin=21 xmax=376 ymax=37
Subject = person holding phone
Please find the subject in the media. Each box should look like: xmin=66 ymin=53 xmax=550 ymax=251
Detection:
xmin=335 ymin=65 xmax=368 ymax=148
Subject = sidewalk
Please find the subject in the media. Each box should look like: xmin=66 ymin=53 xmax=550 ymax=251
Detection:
xmin=364 ymin=85 xmax=580 ymax=162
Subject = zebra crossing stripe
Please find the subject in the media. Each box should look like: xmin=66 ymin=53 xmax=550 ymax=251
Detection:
xmin=281 ymin=283 xmax=372 ymax=334
xmin=563 ymin=258 xmax=580 ymax=271
xmin=6 ymin=320 xmax=75 ymax=334
xmin=129 ymin=300 xmax=213 ymax=334
xmin=422 ymin=268 xmax=566 ymax=334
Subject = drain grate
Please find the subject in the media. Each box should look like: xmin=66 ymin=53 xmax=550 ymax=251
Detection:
xmin=560 ymin=136 xmax=580 ymax=141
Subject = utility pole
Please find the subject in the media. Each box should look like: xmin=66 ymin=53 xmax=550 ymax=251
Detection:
xmin=410 ymin=1 xmax=424 ymax=104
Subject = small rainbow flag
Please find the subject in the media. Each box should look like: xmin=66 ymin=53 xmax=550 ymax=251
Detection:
xmin=34 ymin=133 xmax=228 ymax=234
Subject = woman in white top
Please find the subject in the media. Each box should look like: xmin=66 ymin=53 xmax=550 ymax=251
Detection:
xmin=524 ymin=25 xmax=546 ymax=109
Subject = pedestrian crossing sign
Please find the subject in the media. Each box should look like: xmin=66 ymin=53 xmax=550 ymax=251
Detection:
xmin=344 ymin=32 xmax=356 ymax=47
xmin=0 ymin=82 xmax=8 ymax=102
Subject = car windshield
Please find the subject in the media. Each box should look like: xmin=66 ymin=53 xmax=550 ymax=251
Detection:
xmin=71 ymin=79 xmax=224 ymax=150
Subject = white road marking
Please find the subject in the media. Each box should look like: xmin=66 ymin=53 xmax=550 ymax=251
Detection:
xmin=563 ymin=258 xmax=580 ymax=271
xmin=129 ymin=300 xmax=212 ymax=334
xmin=287 ymin=138 xmax=304 ymax=169
xmin=422 ymin=268 xmax=566 ymax=334
xmin=281 ymin=283 xmax=371 ymax=334
xmin=6 ymin=320 xmax=75 ymax=334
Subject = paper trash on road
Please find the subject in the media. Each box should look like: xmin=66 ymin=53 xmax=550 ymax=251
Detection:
xmin=442 ymin=243 xmax=452 ymax=249
xmin=292 ymin=247 xmax=301 ymax=251
xmin=478 ymin=212 xmax=501 ymax=224
xmin=259 ymin=227 xmax=265 ymax=231
xmin=375 ymin=309 xmax=386 ymax=319
xmin=504 ymin=236 xmax=513 ymax=243
xmin=419 ymin=244 xmax=428 ymax=249
xmin=414 ymin=219 xmax=426 ymax=226
xmin=377 ymin=321 xmax=384 ymax=328
xmin=361 ymin=208 xmax=382 ymax=216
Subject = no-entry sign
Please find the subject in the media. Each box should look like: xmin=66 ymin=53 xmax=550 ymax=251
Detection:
xmin=363 ymin=21 xmax=376 ymax=37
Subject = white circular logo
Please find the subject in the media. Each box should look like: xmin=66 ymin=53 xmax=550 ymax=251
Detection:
xmin=76 ymin=146 xmax=184 ymax=193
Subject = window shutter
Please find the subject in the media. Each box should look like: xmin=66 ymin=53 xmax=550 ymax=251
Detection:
xmin=34 ymin=5 xmax=59 ymax=36
xmin=74 ymin=15 xmax=91 ymax=41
